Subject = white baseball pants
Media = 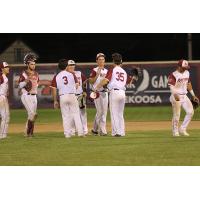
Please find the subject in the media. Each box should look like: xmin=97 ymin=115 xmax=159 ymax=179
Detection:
xmin=109 ymin=89 xmax=126 ymax=136
xmin=0 ymin=95 xmax=10 ymax=138
xmin=60 ymin=94 xmax=84 ymax=137
xmin=21 ymin=94 xmax=37 ymax=121
xmin=93 ymin=92 xmax=108 ymax=134
xmin=170 ymin=94 xmax=194 ymax=134
xmin=71 ymin=95 xmax=88 ymax=135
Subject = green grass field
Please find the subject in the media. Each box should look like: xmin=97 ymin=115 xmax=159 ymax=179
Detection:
xmin=0 ymin=106 xmax=200 ymax=166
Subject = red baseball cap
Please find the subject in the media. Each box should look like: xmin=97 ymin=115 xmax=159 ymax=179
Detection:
xmin=178 ymin=59 xmax=190 ymax=69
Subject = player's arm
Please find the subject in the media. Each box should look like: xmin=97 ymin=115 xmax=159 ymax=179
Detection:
xmin=89 ymin=68 xmax=101 ymax=84
xmin=18 ymin=74 xmax=29 ymax=89
xmin=187 ymin=82 xmax=199 ymax=101
xmin=95 ymin=67 xmax=113 ymax=91
xmin=168 ymin=73 xmax=180 ymax=101
xmin=50 ymin=75 xmax=59 ymax=109
xmin=95 ymin=78 xmax=109 ymax=91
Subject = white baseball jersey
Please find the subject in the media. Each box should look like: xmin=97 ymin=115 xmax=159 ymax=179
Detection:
xmin=51 ymin=70 xmax=78 ymax=95
xmin=90 ymin=67 xmax=108 ymax=91
xmin=19 ymin=70 xmax=39 ymax=94
xmin=0 ymin=74 xmax=8 ymax=96
xmin=105 ymin=66 xmax=128 ymax=90
xmin=168 ymin=70 xmax=190 ymax=95
xmin=74 ymin=71 xmax=87 ymax=94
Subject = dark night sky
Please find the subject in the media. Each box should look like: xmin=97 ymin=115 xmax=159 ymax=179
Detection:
xmin=1 ymin=33 xmax=200 ymax=63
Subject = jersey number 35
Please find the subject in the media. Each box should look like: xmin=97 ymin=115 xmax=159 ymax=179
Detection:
xmin=116 ymin=72 xmax=124 ymax=82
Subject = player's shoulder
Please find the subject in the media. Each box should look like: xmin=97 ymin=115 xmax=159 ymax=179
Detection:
xmin=171 ymin=70 xmax=179 ymax=77
xmin=103 ymin=67 xmax=108 ymax=72
xmin=184 ymin=70 xmax=190 ymax=76
xmin=21 ymin=70 xmax=28 ymax=78
xmin=92 ymin=67 xmax=98 ymax=72
xmin=74 ymin=70 xmax=81 ymax=75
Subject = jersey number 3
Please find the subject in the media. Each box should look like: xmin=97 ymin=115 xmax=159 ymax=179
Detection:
xmin=62 ymin=76 xmax=68 ymax=85
xmin=116 ymin=72 xmax=124 ymax=82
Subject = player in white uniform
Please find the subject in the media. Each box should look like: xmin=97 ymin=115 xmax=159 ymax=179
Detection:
xmin=95 ymin=53 xmax=133 ymax=137
xmin=18 ymin=53 xmax=39 ymax=137
xmin=51 ymin=59 xmax=84 ymax=138
xmin=89 ymin=53 xmax=108 ymax=136
xmin=0 ymin=62 xmax=10 ymax=139
xmin=168 ymin=59 xmax=199 ymax=137
xmin=70 ymin=62 xmax=88 ymax=135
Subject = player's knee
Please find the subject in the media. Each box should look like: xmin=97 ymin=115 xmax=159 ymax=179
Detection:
xmin=187 ymin=109 xmax=194 ymax=117
xmin=29 ymin=112 xmax=37 ymax=121
xmin=2 ymin=114 xmax=10 ymax=123
xmin=173 ymin=113 xmax=180 ymax=120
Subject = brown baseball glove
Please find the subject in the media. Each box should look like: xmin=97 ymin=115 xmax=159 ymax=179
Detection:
xmin=191 ymin=96 xmax=200 ymax=109
xmin=24 ymin=80 xmax=32 ymax=92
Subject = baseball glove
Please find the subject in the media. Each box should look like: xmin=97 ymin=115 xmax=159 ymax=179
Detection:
xmin=24 ymin=80 xmax=32 ymax=92
xmin=191 ymin=97 xmax=200 ymax=109
xmin=130 ymin=67 xmax=142 ymax=80
xmin=77 ymin=95 xmax=86 ymax=109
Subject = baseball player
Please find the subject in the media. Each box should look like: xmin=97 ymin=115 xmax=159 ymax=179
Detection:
xmin=18 ymin=53 xmax=39 ymax=137
xmin=89 ymin=53 xmax=108 ymax=136
xmin=0 ymin=62 xmax=10 ymax=139
xmin=51 ymin=59 xmax=84 ymax=138
xmin=70 ymin=62 xmax=88 ymax=135
xmin=168 ymin=59 xmax=199 ymax=137
xmin=94 ymin=53 xmax=134 ymax=137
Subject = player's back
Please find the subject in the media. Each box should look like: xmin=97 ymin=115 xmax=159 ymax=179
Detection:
xmin=56 ymin=70 xmax=77 ymax=95
xmin=107 ymin=66 xmax=127 ymax=90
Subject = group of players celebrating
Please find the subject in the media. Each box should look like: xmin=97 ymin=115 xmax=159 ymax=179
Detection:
xmin=0 ymin=53 xmax=199 ymax=139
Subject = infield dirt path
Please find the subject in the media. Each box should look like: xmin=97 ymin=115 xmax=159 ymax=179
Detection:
xmin=9 ymin=121 xmax=200 ymax=134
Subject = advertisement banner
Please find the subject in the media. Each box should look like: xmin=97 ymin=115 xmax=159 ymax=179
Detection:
xmin=9 ymin=62 xmax=200 ymax=108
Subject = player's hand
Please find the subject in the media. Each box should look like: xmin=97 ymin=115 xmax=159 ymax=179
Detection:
xmin=174 ymin=94 xmax=180 ymax=101
xmin=193 ymin=96 xmax=199 ymax=103
xmin=54 ymin=101 xmax=59 ymax=109
xmin=82 ymin=92 xmax=87 ymax=97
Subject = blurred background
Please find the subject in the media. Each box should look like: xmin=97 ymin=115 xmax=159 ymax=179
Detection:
xmin=0 ymin=33 xmax=199 ymax=63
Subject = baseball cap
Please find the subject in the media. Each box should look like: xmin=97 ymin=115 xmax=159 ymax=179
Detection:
xmin=67 ymin=60 xmax=76 ymax=66
xmin=178 ymin=59 xmax=190 ymax=69
xmin=96 ymin=53 xmax=105 ymax=59
xmin=0 ymin=62 xmax=9 ymax=69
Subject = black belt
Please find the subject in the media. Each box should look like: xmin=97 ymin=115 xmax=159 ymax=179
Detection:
xmin=75 ymin=93 xmax=82 ymax=96
xmin=27 ymin=93 xmax=36 ymax=95
xmin=114 ymin=88 xmax=120 ymax=90
xmin=99 ymin=90 xmax=107 ymax=93
xmin=60 ymin=93 xmax=75 ymax=96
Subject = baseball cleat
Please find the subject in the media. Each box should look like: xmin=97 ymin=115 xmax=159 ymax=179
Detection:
xmin=78 ymin=135 xmax=86 ymax=138
xmin=91 ymin=130 xmax=98 ymax=136
xmin=173 ymin=132 xmax=180 ymax=137
xmin=115 ymin=134 xmax=122 ymax=137
xmin=100 ymin=133 xmax=107 ymax=136
xmin=2 ymin=134 xmax=7 ymax=139
xmin=179 ymin=129 xmax=190 ymax=136
xmin=65 ymin=135 xmax=71 ymax=138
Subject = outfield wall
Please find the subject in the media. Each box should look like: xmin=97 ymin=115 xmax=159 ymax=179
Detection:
xmin=9 ymin=61 xmax=200 ymax=108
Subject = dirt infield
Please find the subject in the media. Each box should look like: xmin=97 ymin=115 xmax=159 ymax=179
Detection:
xmin=9 ymin=121 xmax=200 ymax=134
